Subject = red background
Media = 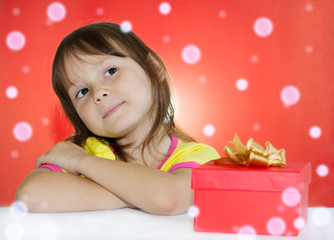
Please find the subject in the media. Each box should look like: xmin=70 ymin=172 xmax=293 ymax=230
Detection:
xmin=1 ymin=0 xmax=333 ymax=207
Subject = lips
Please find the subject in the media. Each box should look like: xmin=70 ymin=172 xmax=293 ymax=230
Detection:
xmin=103 ymin=102 xmax=124 ymax=119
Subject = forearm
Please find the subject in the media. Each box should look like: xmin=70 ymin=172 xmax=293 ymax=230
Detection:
xmin=16 ymin=168 xmax=130 ymax=212
xmin=77 ymin=155 xmax=189 ymax=215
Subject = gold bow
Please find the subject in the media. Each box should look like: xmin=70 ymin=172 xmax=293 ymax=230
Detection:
xmin=217 ymin=134 xmax=286 ymax=167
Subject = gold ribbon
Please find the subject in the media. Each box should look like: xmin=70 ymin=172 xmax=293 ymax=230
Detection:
xmin=217 ymin=134 xmax=286 ymax=167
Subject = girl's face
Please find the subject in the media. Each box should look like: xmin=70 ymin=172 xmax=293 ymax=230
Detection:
xmin=66 ymin=54 xmax=154 ymax=140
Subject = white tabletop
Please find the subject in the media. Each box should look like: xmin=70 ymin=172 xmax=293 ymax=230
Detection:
xmin=0 ymin=207 xmax=333 ymax=240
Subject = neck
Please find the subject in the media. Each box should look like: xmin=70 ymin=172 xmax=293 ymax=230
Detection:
xmin=116 ymin=126 xmax=172 ymax=167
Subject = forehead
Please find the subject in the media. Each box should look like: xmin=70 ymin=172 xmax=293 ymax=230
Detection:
xmin=63 ymin=38 xmax=128 ymax=75
xmin=63 ymin=54 xmax=121 ymax=84
xmin=65 ymin=54 xmax=110 ymax=70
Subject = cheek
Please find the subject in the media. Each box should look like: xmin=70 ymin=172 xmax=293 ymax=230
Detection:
xmin=74 ymin=104 xmax=94 ymax=126
xmin=78 ymin=112 xmax=102 ymax=135
xmin=134 ymin=87 xmax=153 ymax=110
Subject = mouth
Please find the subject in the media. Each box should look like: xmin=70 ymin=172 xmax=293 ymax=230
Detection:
xmin=103 ymin=102 xmax=125 ymax=119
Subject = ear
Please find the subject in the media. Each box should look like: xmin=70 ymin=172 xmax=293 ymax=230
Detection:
xmin=147 ymin=52 xmax=168 ymax=81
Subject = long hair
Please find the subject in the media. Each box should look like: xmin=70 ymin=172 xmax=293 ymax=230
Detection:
xmin=52 ymin=22 xmax=195 ymax=161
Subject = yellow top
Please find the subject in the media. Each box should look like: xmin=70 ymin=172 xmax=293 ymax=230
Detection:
xmin=84 ymin=137 xmax=116 ymax=160
xmin=84 ymin=135 xmax=220 ymax=172
xmin=40 ymin=136 xmax=220 ymax=173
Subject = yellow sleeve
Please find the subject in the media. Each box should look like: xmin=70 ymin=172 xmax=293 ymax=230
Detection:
xmin=159 ymin=141 xmax=220 ymax=172
xmin=40 ymin=137 xmax=115 ymax=176
xmin=83 ymin=137 xmax=116 ymax=160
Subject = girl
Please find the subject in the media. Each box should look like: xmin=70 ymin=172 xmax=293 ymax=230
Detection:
xmin=16 ymin=22 xmax=220 ymax=215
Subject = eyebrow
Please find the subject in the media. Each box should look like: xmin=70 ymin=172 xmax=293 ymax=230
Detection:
xmin=66 ymin=54 xmax=125 ymax=86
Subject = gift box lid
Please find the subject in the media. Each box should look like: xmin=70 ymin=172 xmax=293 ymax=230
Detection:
xmin=192 ymin=161 xmax=311 ymax=192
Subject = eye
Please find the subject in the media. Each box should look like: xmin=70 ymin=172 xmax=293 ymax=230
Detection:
xmin=104 ymin=67 xmax=117 ymax=77
xmin=76 ymin=88 xmax=89 ymax=99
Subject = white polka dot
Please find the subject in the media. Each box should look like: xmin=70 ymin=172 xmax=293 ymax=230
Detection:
xmin=96 ymin=8 xmax=104 ymax=15
xmin=22 ymin=65 xmax=30 ymax=73
xmin=47 ymin=2 xmax=66 ymax=22
xmin=12 ymin=8 xmax=21 ymax=16
xmin=267 ymin=217 xmax=286 ymax=235
xmin=277 ymin=205 xmax=285 ymax=212
xmin=199 ymin=75 xmax=206 ymax=83
xmin=236 ymin=78 xmax=248 ymax=91
xmin=42 ymin=118 xmax=50 ymax=126
xmin=250 ymin=55 xmax=259 ymax=63
xmin=309 ymin=126 xmax=321 ymax=139
xmin=203 ymin=124 xmax=215 ymax=137
xmin=162 ymin=35 xmax=170 ymax=43
xmin=218 ymin=10 xmax=227 ymax=18
xmin=6 ymin=31 xmax=26 ymax=51
xmin=41 ymin=201 xmax=48 ymax=209
xmin=120 ymin=21 xmax=132 ymax=33
xmin=159 ymin=2 xmax=171 ymax=15
xmin=238 ymin=225 xmax=257 ymax=240
xmin=11 ymin=150 xmax=19 ymax=158
xmin=282 ymin=187 xmax=301 ymax=207
xmin=305 ymin=4 xmax=313 ymax=12
xmin=280 ymin=85 xmax=300 ymax=106
xmin=305 ymin=45 xmax=313 ymax=53
xmin=6 ymin=86 xmax=18 ymax=99
xmin=253 ymin=123 xmax=261 ymax=131
xmin=316 ymin=164 xmax=329 ymax=177
xmin=46 ymin=18 xmax=54 ymax=26
xmin=13 ymin=122 xmax=33 ymax=142
xmin=9 ymin=201 xmax=28 ymax=220
xmin=238 ymin=225 xmax=256 ymax=234
xmin=254 ymin=17 xmax=274 ymax=37
xmin=182 ymin=45 xmax=201 ymax=65
xmin=294 ymin=218 xmax=305 ymax=230
xmin=187 ymin=205 xmax=200 ymax=218
xmin=6 ymin=222 xmax=24 ymax=240
xmin=312 ymin=207 xmax=331 ymax=226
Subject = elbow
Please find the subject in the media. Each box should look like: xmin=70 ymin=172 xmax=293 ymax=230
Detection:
xmin=149 ymin=191 xmax=185 ymax=216
xmin=15 ymin=171 xmax=48 ymax=212
xmin=15 ymin=183 xmax=38 ymax=212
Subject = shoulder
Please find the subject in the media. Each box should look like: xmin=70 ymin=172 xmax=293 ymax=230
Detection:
xmin=174 ymin=140 xmax=220 ymax=161
xmin=158 ymin=137 xmax=221 ymax=172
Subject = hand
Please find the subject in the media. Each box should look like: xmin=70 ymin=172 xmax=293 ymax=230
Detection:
xmin=36 ymin=141 xmax=88 ymax=175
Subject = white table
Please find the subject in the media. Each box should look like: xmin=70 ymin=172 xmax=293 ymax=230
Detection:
xmin=0 ymin=207 xmax=333 ymax=240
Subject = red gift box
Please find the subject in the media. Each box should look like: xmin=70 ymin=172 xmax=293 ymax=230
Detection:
xmin=191 ymin=161 xmax=311 ymax=236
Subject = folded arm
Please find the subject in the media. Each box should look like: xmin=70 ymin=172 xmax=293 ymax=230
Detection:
xmin=16 ymin=168 xmax=131 ymax=212
xmin=20 ymin=141 xmax=194 ymax=215
xmin=75 ymin=156 xmax=194 ymax=215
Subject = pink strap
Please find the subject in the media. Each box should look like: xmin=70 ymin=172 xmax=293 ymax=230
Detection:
xmin=39 ymin=164 xmax=63 ymax=172
xmin=157 ymin=135 xmax=178 ymax=170
xmin=168 ymin=162 xmax=201 ymax=172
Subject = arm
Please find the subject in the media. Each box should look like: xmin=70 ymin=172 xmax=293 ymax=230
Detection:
xmin=35 ymin=142 xmax=194 ymax=215
xmin=16 ymin=168 xmax=131 ymax=213
xmin=77 ymin=156 xmax=194 ymax=215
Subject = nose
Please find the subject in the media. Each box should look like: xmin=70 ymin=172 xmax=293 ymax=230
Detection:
xmin=93 ymin=89 xmax=111 ymax=103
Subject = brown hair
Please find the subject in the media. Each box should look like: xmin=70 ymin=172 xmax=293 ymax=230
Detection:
xmin=52 ymin=22 xmax=195 ymax=161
